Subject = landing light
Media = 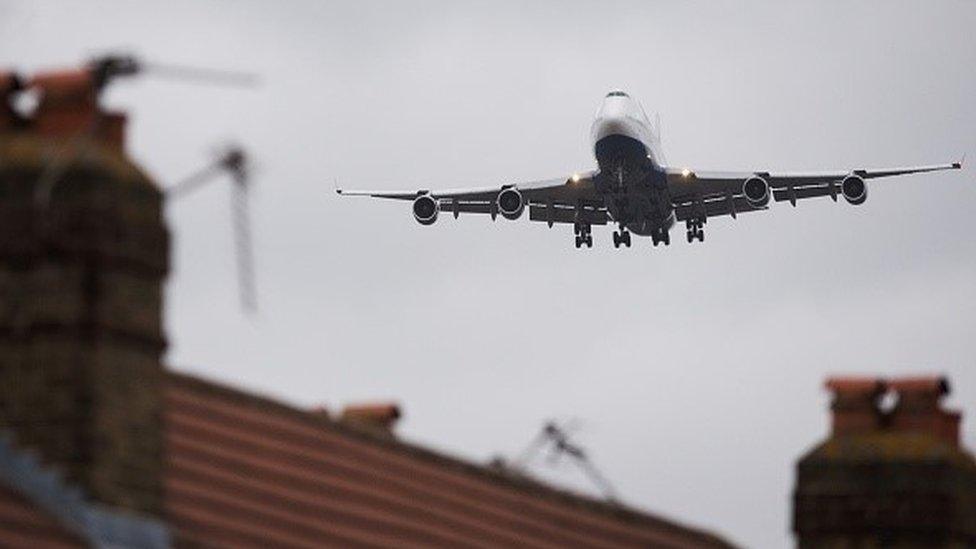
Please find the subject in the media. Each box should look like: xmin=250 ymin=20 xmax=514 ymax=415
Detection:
xmin=571 ymin=173 xmax=581 ymax=183
xmin=681 ymin=168 xmax=691 ymax=178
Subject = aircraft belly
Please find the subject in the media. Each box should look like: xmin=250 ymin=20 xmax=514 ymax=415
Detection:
xmin=615 ymin=182 xmax=675 ymax=236
xmin=625 ymin=220 xmax=656 ymax=236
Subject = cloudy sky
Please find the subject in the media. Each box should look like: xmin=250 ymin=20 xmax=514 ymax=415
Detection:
xmin=3 ymin=1 xmax=974 ymax=546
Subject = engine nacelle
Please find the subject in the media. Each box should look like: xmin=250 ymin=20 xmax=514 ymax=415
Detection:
xmin=742 ymin=176 xmax=770 ymax=207
xmin=841 ymin=174 xmax=867 ymax=205
xmin=497 ymin=188 xmax=524 ymax=220
xmin=412 ymin=194 xmax=439 ymax=225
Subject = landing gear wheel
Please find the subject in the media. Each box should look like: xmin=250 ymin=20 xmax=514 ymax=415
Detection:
xmin=574 ymin=222 xmax=592 ymax=249
xmin=685 ymin=218 xmax=705 ymax=243
xmin=651 ymin=228 xmax=668 ymax=247
xmin=614 ymin=229 xmax=631 ymax=248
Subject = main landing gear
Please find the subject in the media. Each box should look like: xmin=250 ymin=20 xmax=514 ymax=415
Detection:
xmin=686 ymin=217 xmax=705 ymax=243
xmin=574 ymin=223 xmax=593 ymax=248
xmin=612 ymin=228 xmax=631 ymax=248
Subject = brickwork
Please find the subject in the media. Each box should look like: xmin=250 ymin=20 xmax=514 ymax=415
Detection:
xmin=0 ymin=73 xmax=169 ymax=515
xmin=793 ymin=376 xmax=976 ymax=548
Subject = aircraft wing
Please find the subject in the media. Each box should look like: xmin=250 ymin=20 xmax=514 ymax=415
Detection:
xmin=337 ymin=170 xmax=611 ymax=225
xmin=665 ymin=161 xmax=962 ymax=222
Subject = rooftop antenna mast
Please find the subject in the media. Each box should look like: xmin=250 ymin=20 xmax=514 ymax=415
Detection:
xmin=87 ymin=53 xmax=260 ymax=92
xmin=513 ymin=420 xmax=619 ymax=502
xmin=88 ymin=53 xmax=260 ymax=312
xmin=167 ymin=146 xmax=257 ymax=312
xmin=32 ymin=52 xmax=258 ymax=214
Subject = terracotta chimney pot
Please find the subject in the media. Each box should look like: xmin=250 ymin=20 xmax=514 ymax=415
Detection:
xmin=340 ymin=403 xmax=401 ymax=434
xmin=824 ymin=377 xmax=886 ymax=436
xmin=889 ymin=375 xmax=959 ymax=447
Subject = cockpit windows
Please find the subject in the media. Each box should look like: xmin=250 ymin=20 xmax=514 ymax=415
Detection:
xmin=606 ymin=90 xmax=629 ymax=98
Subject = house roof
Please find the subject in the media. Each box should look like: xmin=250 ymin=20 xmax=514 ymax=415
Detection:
xmin=164 ymin=371 xmax=734 ymax=548
xmin=0 ymin=483 xmax=83 ymax=548
xmin=0 ymin=432 xmax=169 ymax=549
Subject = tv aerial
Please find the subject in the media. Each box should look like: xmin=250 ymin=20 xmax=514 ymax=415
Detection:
xmin=86 ymin=53 xmax=260 ymax=93
xmin=512 ymin=419 xmax=620 ymax=502
xmin=89 ymin=54 xmax=261 ymax=312
xmin=29 ymin=52 xmax=258 ymax=203
xmin=23 ymin=53 xmax=261 ymax=312
xmin=167 ymin=146 xmax=257 ymax=313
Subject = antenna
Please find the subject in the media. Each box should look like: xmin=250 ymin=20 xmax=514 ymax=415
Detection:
xmin=513 ymin=420 xmax=619 ymax=502
xmin=30 ymin=53 xmax=258 ymax=215
xmin=168 ymin=146 xmax=257 ymax=313
xmin=87 ymin=54 xmax=259 ymax=92
xmin=20 ymin=54 xmax=259 ymax=310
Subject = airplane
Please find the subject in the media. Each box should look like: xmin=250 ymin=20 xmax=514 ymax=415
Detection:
xmin=337 ymin=90 xmax=962 ymax=249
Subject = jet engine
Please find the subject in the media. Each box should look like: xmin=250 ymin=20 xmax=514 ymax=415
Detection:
xmin=497 ymin=188 xmax=524 ymax=220
xmin=412 ymin=193 xmax=439 ymax=225
xmin=742 ymin=176 xmax=770 ymax=207
xmin=841 ymin=174 xmax=867 ymax=205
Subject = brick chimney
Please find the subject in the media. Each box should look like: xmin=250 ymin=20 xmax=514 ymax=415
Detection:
xmin=0 ymin=66 xmax=168 ymax=515
xmin=794 ymin=375 xmax=976 ymax=548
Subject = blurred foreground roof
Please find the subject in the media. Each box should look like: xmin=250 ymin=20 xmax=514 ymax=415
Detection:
xmin=161 ymin=371 xmax=735 ymax=548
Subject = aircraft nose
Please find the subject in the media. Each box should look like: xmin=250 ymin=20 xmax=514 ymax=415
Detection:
xmin=594 ymin=116 xmax=629 ymax=137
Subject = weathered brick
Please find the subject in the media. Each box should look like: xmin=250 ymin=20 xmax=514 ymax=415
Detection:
xmin=0 ymin=130 xmax=168 ymax=516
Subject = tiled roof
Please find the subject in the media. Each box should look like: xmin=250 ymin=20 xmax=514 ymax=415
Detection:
xmin=0 ymin=432 xmax=169 ymax=549
xmin=0 ymin=483 xmax=83 ymax=548
xmin=164 ymin=372 xmax=734 ymax=548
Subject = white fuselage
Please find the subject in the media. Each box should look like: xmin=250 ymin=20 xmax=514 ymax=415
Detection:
xmin=586 ymin=90 xmax=674 ymax=236
xmin=589 ymin=91 xmax=666 ymax=169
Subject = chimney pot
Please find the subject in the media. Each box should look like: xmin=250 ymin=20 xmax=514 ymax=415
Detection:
xmin=26 ymin=68 xmax=125 ymax=150
xmin=824 ymin=377 xmax=886 ymax=436
xmin=1 ymin=71 xmax=23 ymax=129
xmin=340 ymin=403 xmax=401 ymax=435
xmin=889 ymin=375 xmax=959 ymax=448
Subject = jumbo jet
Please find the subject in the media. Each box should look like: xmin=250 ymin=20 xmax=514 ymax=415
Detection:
xmin=338 ymin=90 xmax=961 ymax=248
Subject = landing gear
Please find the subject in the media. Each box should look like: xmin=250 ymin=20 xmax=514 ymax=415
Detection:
xmin=685 ymin=218 xmax=705 ymax=243
xmin=574 ymin=223 xmax=593 ymax=249
xmin=651 ymin=228 xmax=670 ymax=247
xmin=612 ymin=228 xmax=631 ymax=248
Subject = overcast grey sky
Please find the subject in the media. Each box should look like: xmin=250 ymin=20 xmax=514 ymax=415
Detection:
xmin=3 ymin=1 xmax=975 ymax=547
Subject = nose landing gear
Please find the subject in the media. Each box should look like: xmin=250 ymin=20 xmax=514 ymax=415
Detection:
xmin=685 ymin=218 xmax=705 ymax=243
xmin=574 ymin=223 xmax=593 ymax=248
xmin=612 ymin=228 xmax=632 ymax=248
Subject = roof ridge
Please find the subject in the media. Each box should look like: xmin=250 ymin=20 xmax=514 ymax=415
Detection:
xmin=166 ymin=369 xmax=735 ymax=547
